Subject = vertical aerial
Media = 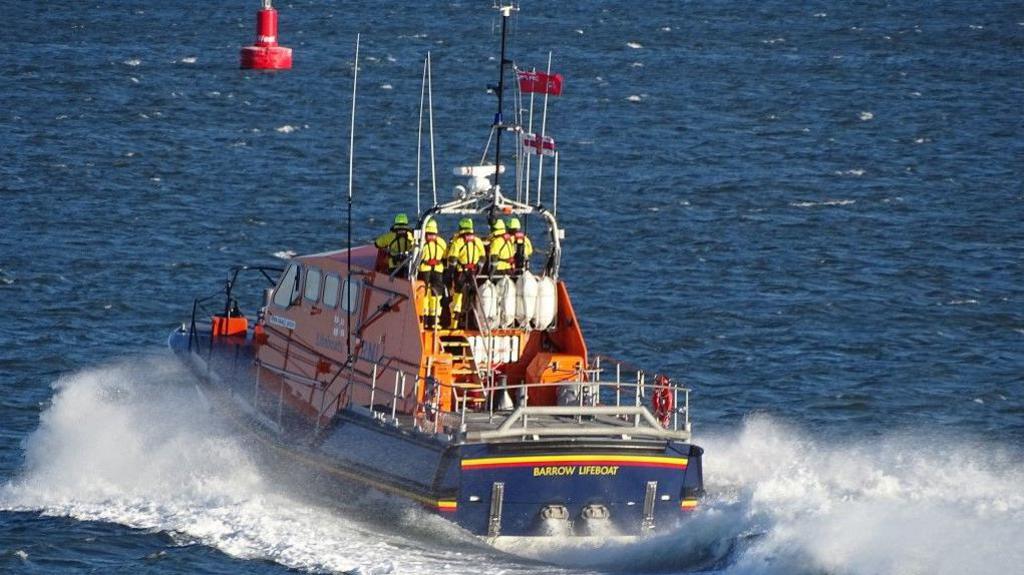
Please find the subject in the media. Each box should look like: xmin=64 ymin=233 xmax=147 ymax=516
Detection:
xmin=490 ymin=4 xmax=515 ymax=206
xmin=346 ymin=34 xmax=361 ymax=358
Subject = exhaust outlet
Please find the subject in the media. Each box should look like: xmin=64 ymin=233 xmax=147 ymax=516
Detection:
xmin=578 ymin=504 xmax=611 ymax=536
xmin=541 ymin=504 xmax=569 ymax=520
xmin=581 ymin=504 xmax=609 ymax=520
xmin=538 ymin=504 xmax=572 ymax=536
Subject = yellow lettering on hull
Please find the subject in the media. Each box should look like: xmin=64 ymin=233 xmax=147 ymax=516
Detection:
xmin=579 ymin=465 xmax=619 ymax=476
xmin=532 ymin=465 xmax=620 ymax=477
xmin=532 ymin=465 xmax=576 ymax=477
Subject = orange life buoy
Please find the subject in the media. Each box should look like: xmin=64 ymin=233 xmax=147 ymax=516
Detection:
xmin=652 ymin=374 xmax=675 ymax=428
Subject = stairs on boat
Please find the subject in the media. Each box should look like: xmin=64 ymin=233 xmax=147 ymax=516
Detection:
xmin=437 ymin=333 xmax=488 ymax=408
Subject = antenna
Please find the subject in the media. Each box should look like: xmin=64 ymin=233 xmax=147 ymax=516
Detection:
xmin=416 ymin=55 xmax=426 ymax=215
xmin=427 ymin=52 xmax=437 ymax=206
xmin=523 ymin=65 xmax=536 ymax=205
xmin=535 ymin=51 xmax=553 ymax=206
xmin=490 ymin=3 xmax=515 ymax=214
xmin=346 ymin=33 xmax=360 ymax=359
xmin=416 ymin=52 xmax=438 ymax=213
xmin=553 ymin=150 xmax=559 ymax=216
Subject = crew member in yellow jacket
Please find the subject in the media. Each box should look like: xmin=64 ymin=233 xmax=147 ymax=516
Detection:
xmin=374 ymin=213 xmax=414 ymax=276
xmin=417 ymin=219 xmax=447 ymax=328
xmin=506 ymin=217 xmax=533 ymax=276
xmin=445 ymin=218 xmax=485 ymax=328
xmin=487 ymin=219 xmax=516 ymax=275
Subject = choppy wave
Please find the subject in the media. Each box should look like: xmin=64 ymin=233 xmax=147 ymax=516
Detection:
xmin=699 ymin=417 xmax=1024 ymax=575
xmin=0 ymin=359 xmax=534 ymax=575
xmin=790 ymin=199 xmax=856 ymax=208
xmin=3 ymin=359 xmax=1022 ymax=574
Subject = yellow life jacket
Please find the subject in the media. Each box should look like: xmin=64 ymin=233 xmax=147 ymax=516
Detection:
xmin=374 ymin=226 xmax=413 ymax=270
xmin=418 ymin=234 xmax=447 ymax=273
xmin=448 ymin=232 xmax=485 ymax=271
xmin=489 ymin=233 xmax=516 ymax=271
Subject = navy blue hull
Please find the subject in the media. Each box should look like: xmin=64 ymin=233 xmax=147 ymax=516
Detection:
xmin=455 ymin=442 xmax=703 ymax=537
xmin=169 ymin=327 xmax=704 ymax=539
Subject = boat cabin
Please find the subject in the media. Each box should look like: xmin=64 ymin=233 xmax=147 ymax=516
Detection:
xmin=253 ymin=175 xmax=594 ymax=433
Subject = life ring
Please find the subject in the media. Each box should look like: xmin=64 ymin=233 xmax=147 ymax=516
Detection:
xmin=651 ymin=374 xmax=675 ymax=428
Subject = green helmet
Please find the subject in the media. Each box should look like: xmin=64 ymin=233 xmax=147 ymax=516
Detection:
xmin=393 ymin=213 xmax=409 ymax=226
xmin=458 ymin=217 xmax=474 ymax=231
xmin=491 ymin=220 xmax=506 ymax=234
xmin=507 ymin=217 xmax=522 ymax=231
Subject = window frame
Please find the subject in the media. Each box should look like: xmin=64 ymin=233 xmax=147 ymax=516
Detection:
xmin=272 ymin=263 xmax=303 ymax=309
xmin=303 ymin=266 xmax=323 ymax=304
xmin=322 ymin=273 xmax=341 ymax=309
xmin=341 ymin=278 xmax=364 ymax=316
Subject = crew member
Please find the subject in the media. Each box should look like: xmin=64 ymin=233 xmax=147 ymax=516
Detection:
xmin=488 ymin=219 xmax=516 ymax=275
xmin=374 ymin=213 xmax=414 ymax=276
xmin=446 ymin=218 xmax=485 ymax=329
xmin=417 ymin=219 xmax=447 ymax=328
xmin=507 ymin=217 xmax=533 ymax=276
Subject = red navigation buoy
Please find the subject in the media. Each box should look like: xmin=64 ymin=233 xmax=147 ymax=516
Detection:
xmin=239 ymin=0 xmax=293 ymax=70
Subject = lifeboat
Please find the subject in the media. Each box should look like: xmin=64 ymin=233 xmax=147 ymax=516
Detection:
xmin=168 ymin=4 xmax=703 ymax=545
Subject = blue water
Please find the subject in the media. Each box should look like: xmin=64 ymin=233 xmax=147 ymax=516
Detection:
xmin=2 ymin=1 xmax=1022 ymax=573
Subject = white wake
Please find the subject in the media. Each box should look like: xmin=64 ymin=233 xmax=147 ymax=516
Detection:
xmin=0 ymin=357 xmax=541 ymax=574
xmin=3 ymin=358 xmax=1022 ymax=574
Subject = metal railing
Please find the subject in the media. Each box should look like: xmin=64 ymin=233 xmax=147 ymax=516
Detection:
xmin=467 ymin=373 xmax=691 ymax=434
xmin=464 ymin=406 xmax=689 ymax=442
xmin=187 ymin=265 xmax=283 ymax=354
xmin=195 ymin=298 xmax=692 ymax=443
xmin=245 ymin=350 xmax=691 ymax=442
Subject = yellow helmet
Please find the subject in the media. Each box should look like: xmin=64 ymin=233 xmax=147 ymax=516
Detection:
xmin=507 ymin=217 xmax=522 ymax=231
xmin=424 ymin=220 xmax=438 ymax=234
xmin=491 ymin=220 xmax=506 ymax=235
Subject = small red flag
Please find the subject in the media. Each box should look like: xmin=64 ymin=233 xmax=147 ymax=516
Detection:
xmin=517 ymin=70 xmax=563 ymax=96
xmin=522 ymin=132 xmax=556 ymax=156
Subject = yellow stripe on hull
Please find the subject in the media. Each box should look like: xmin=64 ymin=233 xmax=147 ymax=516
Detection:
xmin=461 ymin=454 xmax=688 ymax=469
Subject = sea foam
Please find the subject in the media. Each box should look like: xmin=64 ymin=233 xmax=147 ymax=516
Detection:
xmin=494 ymin=416 xmax=1024 ymax=574
xmin=3 ymin=360 xmax=1021 ymax=574
xmin=0 ymin=359 xmax=521 ymax=574
xmin=700 ymin=416 xmax=1024 ymax=575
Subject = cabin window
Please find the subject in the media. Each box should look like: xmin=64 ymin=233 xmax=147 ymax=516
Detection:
xmin=341 ymin=278 xmax=363 ymax=315
xmin=272 ymin=263 xmax=302 ymax=308
xmin=304 ymin=267 xmax=322 ymax=302
xmin=321 ymin=272 xmax=342 ymax=306
xmin=323 ymin=274 xmax=341 ymax=308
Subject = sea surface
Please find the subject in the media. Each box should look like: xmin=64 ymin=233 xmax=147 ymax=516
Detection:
xmin=2 ymin=1 xmax=1022 ymax=573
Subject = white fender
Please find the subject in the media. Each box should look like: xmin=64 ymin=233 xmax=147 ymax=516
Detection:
xmin=478 ymin=280 xmax=499 ymax=327
xmin=535 ymin=276 xmax=558 ymax=330
xmin=497 ymin=276 xmax=517 ymax=328
xmin=515 ymin=271 xmax=539 ymax=327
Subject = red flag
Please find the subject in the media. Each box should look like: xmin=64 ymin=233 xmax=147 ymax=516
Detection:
xmin=522 ymin=132 xmax=556 ymax=157
xmin=517 ymin=70 xmax=563 ymax=96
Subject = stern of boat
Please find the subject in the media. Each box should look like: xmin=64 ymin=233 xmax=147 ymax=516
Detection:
xmin=450 ymin=440 xmax=703 ymax=540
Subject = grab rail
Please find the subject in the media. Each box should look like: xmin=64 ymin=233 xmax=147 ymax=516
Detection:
xmin=246 ymin=350 xmax=692 ymax=441
xmin=464 ymin=406 xmax=690 ymax=442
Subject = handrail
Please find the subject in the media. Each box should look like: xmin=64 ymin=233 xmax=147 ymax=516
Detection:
xmin=252 ymin=351 xmax=691 ymax=433
xmin=468 ymin=378 xmax=691 ymax=399
xmin=464 ymin=406 xmax=690 ymax=442
xmin=227 ymin=306 xmax=692 ymax=440
xmin=186 ymin=264 xmax=283 ymax=354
